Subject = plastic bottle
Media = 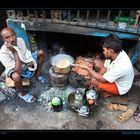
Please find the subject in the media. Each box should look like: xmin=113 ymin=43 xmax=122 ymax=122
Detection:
xmin=51 ymin=97 xmax=63 ymax=112
xmin=114 ymin=16 xmax=135 ymax=25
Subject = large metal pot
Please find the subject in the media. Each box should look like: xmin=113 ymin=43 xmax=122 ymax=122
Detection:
xmin=53 ymin=59 xmax=71 ymax=74
xmin=50 ymin=54 xmax=75 ymax=66
xmin=50 ymin=54 xmax=75 ymax=74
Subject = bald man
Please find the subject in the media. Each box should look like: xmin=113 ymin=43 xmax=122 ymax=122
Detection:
xmin=0 ymin=27 xmax=46 ymax=103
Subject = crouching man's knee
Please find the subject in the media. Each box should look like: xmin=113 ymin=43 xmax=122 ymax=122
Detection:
xmin=11 ymin=72 xmax=21 ymax=82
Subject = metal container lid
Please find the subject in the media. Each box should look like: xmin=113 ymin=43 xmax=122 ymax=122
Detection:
xmin=86 ymin=89 xmax=98 ymax=100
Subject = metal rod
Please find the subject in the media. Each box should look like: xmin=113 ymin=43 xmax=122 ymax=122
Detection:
xmin=126 ymin=10 xmax=133 ymax=30
xmin=68 ymin=10 xmax=71 ymax=24
xmin=77 ymin=10 xmax=80 ymax=24
xmin=106 ymin=10 xmax=111 ymax=28
xmin=96 ymin=10 xmax=100 ymax=26
xmin=86 ymin=10 xmax=89 ymax=26
xmin=116 ymin=10 xmax=122 ymax=29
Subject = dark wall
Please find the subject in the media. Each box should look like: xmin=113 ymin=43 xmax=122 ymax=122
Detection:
xmin=0 ymin=10 xmax=7 ymax=75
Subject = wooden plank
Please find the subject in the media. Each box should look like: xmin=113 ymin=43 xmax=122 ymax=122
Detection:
xmin=111 ymin=94 xmax=128 ymax=105
xmin=128 ymin=85 xmax=140 ymax=104
xmin=6 ymin=77 xmax=30 ymax=87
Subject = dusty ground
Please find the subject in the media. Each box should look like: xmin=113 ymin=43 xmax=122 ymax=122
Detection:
xmin=0 ymin=93 xmax=139 ymax=130
xmin=0 ymin=57 xmax=140 ymax=132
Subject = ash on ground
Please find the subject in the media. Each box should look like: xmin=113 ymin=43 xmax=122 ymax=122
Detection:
xmin=37 ymin=85 xmax=75 ymax=112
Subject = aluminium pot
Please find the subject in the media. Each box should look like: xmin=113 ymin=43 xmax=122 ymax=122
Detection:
xmin=53 ymin=59 xmax=71 ymax=74
xmin=50 ymin=54 xmax=75 ymax=66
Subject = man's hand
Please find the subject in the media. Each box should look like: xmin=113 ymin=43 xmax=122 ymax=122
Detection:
xmin=71 ymin=64 xmax=89 ymax=70
xmin=5 ymin=42 xmax=17 ymax=53
xmin=88 ymin=78 xmax=99 ymax=89
xmin=27 ymin=61 xmax=34 ymax=68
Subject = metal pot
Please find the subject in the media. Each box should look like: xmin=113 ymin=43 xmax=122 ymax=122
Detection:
xmin=50 ymin=54 xmax=75 ymax=66
xmin=53 ymin=59 xmax=71 ymax=74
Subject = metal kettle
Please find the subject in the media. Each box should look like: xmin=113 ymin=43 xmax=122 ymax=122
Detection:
xmin=86 ymin=89 xmax=98 ymax=101
xmin=74 ymin=88 xmax=85 ymax=101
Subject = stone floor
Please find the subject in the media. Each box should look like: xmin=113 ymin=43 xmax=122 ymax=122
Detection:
xmin=0 ymin=58 xmax=140 ymax=132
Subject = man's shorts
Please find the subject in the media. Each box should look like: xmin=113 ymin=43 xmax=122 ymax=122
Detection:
xmin=7 ymin=51 xmax=38 ymax=79
xmin=98 ymin=82 xmax=119 ymax=95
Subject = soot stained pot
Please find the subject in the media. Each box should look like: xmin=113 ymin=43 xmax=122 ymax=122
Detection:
xmin=49 ymin=67 xmax=69 ymax=87
xmin=50 ymin=54 xmax=75 ymax=74
xmin=54 ymin=59 xmax=71 ymax=74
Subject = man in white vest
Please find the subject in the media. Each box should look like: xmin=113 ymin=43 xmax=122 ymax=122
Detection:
xmin=75 ymin=34 xmax=134 ymax=97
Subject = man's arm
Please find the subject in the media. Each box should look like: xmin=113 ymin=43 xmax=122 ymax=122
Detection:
xmin=71 ymin=64 xmax=107 ymax=82
xmin=14 ymin=51 xmax=22 ymax=73
xmin=6 ymin=43 xmax=22 ymax=73
xmin=86 ymin=68 xmax=107 ymax=82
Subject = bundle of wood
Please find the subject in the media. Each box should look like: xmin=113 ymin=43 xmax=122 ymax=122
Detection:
xmin=71 ymin=56 xmax=94 ymax=79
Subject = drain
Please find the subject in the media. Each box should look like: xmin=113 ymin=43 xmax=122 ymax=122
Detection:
xmin=96 ymin=120 xmax=103 ymax=130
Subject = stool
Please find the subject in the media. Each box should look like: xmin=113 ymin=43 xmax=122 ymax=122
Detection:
xmin=6 ymin=77 xmax=30 ymax=87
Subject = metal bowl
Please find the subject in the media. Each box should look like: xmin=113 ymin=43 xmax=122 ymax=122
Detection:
xmin=67 ymin=92 xmax=86 ymax=112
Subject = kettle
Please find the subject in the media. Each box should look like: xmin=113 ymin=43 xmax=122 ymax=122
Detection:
xmin=74 ymin=88 xmax=85 ymax=101
xmin=78 ymin=105 xmax=89 ymax=118
xmin=86 ymin=89 xmax=98 ymax=105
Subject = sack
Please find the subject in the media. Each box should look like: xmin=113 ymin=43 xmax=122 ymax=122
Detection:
xmin=71 ymin=56 xmax=94 ymax=78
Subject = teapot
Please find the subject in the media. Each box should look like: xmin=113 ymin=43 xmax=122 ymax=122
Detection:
xmin=78 ymin=105 xmax=89 ymax=118
xmin=86 ymin=89 xmax=98 ymax=105
xmin=74 ymin=88 xmax=85 ymax=101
